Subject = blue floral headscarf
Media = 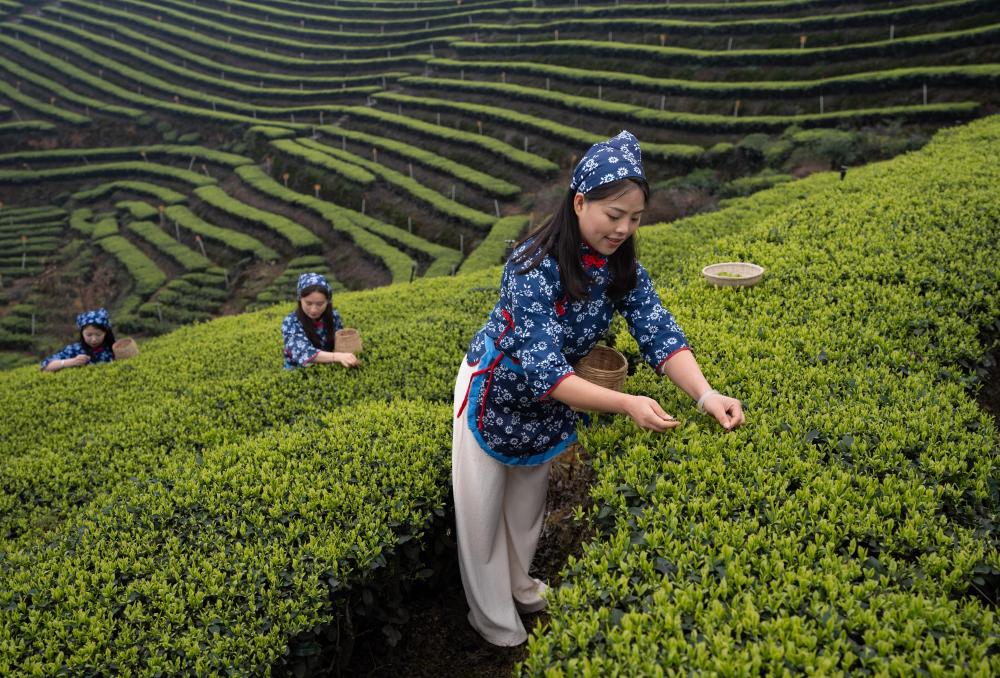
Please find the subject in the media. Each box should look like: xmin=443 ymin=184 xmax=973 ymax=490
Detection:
xmin=297 ymin=272 xmax=332 ymax=296
xmin=76 ymin=307 xmax=111 ymax=330
xmin=569 ymin=130 xmax=645 ymax=194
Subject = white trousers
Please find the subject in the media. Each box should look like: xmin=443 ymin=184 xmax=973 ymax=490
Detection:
xmin=452 ymin=357 xmax=550 ymax=646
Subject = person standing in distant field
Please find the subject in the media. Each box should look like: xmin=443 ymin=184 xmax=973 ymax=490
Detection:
xmin=452 ymin=130 xmax=745 ymax=647
xmin=41 ymin=307 xmax=116 ymax=372
xmin=282 ymin=272 xmax=359 ymax=369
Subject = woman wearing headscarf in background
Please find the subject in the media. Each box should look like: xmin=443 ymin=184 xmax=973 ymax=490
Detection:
xmin=282 ymin=272 xmax=359 ymax=369
xmin=41 ymin=307 xmax=116 ymax=372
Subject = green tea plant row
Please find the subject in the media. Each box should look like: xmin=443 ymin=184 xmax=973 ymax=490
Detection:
xmin=0 ymin=206 xmax=67 ymax=223
xmin=372 ymin=91 xmax=706 ymax=161
xmin=234 ymin=165 xmax=414 ymax=282
xmin=0 ymin=55 xmax=143 ymax=119
xmin=33 ymin=2 xmax=432 ymax=69
xmin=30 ymin=10 xmax=393 ymax=100
xmin=457 ymin=214 xmax=527 ymax=274
xmin=93 ymin=235 xmax=168 ymax=296
xmin=49 ymin=8 xmax=410 ymax=87
xmin=317 ymin=124 xmax=520 ymax=198
xmin=163 ymin=205 xmax=279 ymax=262
xmin=519 ymin=114 xmax=1000 ymax=675
xmin=461 ymin=0 xmax=995 ymax=46
xmin=73 ymin=180 xmax=188 ymax=205
xmin=427 ymin=57 xmax=1000 ymax=100
xmin=83 ymin=0 xmax=452 ymax=56
xmin=0 ymin=121 xmax=53 ymax=134
xmin=396 ymin=76 xmax=982 ymax=132
xmin=238 ymin=161 xmax=463 ymax=281
xmin=6 ymin=21 xmax=556 ymax=175
xmin=0 ymin=77 xmax=89 ymax=125
xmin=13 ymin=24 xmax=553 ymax=177
xmin=289 ymin=137 xmax=498 ymax=229
xmin=126 ymin=220 xmax=212 ymax=271
xmin=270 ymin=138 xmax=376 ymax=186
xmin=23 ymin=13 xmax=382 ymax=104
xmin=177 ymin=0 xmax=860 ymax=30
xmin=0 ymin=33 xmax=312 ymax=130
xmin=102 ymin=0 xmax=979 ymax=48
xmin=0 ymin=144 xmax=253 ymax=169
xmin=452 ymin=22 xmax=1000 ymax=65
xmin=0 ymin=161 xmax=216 ymax=187
xmin=210 ymin=0 xmax=991 ymax=46
xmin=129 ymin=268 xmax=230 ymax=333
xmin=193 ymin=185 xmax=323 ymax=251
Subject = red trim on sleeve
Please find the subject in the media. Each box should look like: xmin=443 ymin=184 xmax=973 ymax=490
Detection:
xmin=304 ymin=350 xmax=320 ymax=365
xmin=540 ymin=371 xmax=575 ymax=400
xmin=655 ymin=346 xmax=692 ymax=375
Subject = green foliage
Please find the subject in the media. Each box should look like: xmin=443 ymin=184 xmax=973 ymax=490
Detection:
xmin=193 ymin=185 xmax=322 ymax=251
xmin=0 ymin=144 xmax=252 ymax=169
xmin=72 ymin=180 xmax=187 ymax=205
xmin=295 ymin=137 xmax=497 ymax=229
xmin=458 ymin=215 xmax=528 ymax=274
xmin=90 ymin=215 xmax=119 ymax=240
xmin=235 ymin=166 xmax=415 ymax=283
xmin=163 ymin=205 xmax=279 ymax=262
xmin=116 ymin=200 xmax=158 ymax=221
xmin=318 ymin=124 xmax=520 ymax=198
xmin=0 ymin=76 xmax=89 ymax=125
xmin=0 ymin=161 xmax=215 ymax=187
xmin=270 ymin=139 xmax=376 ymax=186
xmin=373 ymin=90 xmax=702 ymax=161
xmin=425 ymin=58 xmax=1000 ymax=99
xmin=519 ymin=114 xmax=1000 ymax=676
xmin=94 ymin=235 xmax=167 ymax=296
xmin=452 ymin=23 xmax=1000 ymax=67
xmin=126 ymin=221 xmax=212 ymax=271
xmin=0 ymin=54 xmax=142 ymax=119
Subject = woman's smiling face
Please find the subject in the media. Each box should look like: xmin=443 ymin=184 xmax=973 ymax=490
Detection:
xmin=574 ymin=182 xmax=645 ymax=256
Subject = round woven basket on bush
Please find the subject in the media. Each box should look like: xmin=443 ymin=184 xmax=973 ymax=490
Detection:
xmin=334 ymin=328 xmax=363 ymax=354
xmin=702 ymin=261 xmax=765 ymax=287
xmin=574 ymin=344 xmax=627 ymax=392
xmin=112 ymin=337 xmax=140 ymax=361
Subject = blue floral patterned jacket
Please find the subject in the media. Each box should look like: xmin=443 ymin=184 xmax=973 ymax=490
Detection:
xmin=282 ymin=310 xmax=343 ymax=369
xmin=461 ymin=241 xmax=689 ymax=466
xmin=40 ymin=342 xmax=115 ymax=370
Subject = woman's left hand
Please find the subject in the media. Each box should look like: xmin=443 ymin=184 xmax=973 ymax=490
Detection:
xmin=703 ymin=393 xmax=744 ymax=431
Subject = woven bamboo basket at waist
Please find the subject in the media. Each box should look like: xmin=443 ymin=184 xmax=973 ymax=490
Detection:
xmin=574 ymin=344 xmax=627 ymax=392
xmin=112 ymin=337 xmax=140 ymax=360
xmin=334 ymin=328 xmax=363 ymax=354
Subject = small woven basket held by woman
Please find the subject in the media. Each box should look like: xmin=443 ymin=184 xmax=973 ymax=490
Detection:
xmin=452 ymin=130 xmax=745 ymax=647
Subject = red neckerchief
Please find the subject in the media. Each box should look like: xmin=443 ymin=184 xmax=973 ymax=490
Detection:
xmin=580 ymin=240 xmax=608 ymax=270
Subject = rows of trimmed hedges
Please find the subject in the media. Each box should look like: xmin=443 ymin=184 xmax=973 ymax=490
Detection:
xmin=2 ymin=110 xmax=996 ymax=676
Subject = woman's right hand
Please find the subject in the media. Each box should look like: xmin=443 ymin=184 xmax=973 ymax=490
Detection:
xmin=69 ymin=354 xmax=91 ymax=367
xmin=333 ymin=351 xmax=360 ymax=368
xmin=624 ymin=395 xmax=679 ymax=432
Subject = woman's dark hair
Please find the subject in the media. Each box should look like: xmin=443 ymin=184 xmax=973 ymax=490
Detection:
xmin=79 ymin=324 xmax=116 ymax=356
xmin=513 ymin=177 xmax=648 ymax=302
xmin=296 ymin=284 xmax=335 ymax=350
